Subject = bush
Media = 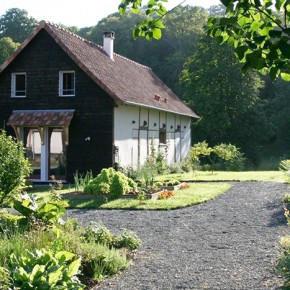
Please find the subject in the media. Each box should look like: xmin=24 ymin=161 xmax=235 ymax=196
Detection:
xmin=114 ymin=230 xmax=142 ymax=250
xmin=279 ymin=160 xmax=290 ymax=183
xmin=0 ymin=130 xmax=31 ymax=205
xmin=85 ymin=222 xmax=115 ymax=246
xmin=168 ymin=162 xmax=184 ymax=174
xmin=181 ymin=158 xmax=192 ymax=173
xmin=225 ymin=152 xmax=246 ymax=171
xmin=7 ymin=248 xmax=84 ymax=289
xmin=83 ymin=168 xmax=136 ymax=196
xmin=84 ymin=222 xmax=142 ymax=251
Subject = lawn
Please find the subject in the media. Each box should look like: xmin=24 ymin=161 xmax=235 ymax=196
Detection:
xmin=28 ymin=170 xmax=285 ymax=210
xmin=43 ymin=183 xmax=231 ymax=210
xmin=159 ymin=170 xmax=285 ymax=182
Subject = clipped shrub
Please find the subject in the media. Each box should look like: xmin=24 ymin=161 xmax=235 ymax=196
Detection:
xmin=83 ymin=168 xmax=136 ymax=196
xmin=7 ymin=248 xmax=84 ymax=289
xmin=165 ymin=179 xmax=180 ymax=186
xmin=110 ymin=172 xmax=131 ymax=196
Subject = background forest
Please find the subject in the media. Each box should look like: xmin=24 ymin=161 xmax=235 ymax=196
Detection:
xmin=1 ymin=6 xmax=290 ymax=169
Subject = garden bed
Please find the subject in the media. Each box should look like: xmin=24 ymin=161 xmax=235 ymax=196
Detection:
xmin=62 ymin=191 xmax=163 ymax=200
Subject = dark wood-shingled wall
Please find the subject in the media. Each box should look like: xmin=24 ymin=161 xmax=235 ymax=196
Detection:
xmin=0 ymin=29 xmax=115 ymax=181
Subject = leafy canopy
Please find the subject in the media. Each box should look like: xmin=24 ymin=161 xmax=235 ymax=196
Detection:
xmin=119 ymin=0 xmax=290 ymax=81
xmin=119 ymin=0 xmax=167 ymax=39
xmin=208 ymin=0 xmax=290 ymax=81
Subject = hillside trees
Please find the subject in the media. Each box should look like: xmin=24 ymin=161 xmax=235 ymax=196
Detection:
xmin=0 ymin=37 xmax=19 ymax=64
xmin=0 ymin=8 xmax=38 ymax=43
xmin=181 ymin=36 xmax=271 ymax=161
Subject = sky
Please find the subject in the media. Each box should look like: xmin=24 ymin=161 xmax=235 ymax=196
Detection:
xmin=0 ymin=0 xmax=221 ymax=28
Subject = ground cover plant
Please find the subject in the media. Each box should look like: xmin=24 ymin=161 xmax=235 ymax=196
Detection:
xmin=0 ymin=132 xmax=141 ymax=289
xmin=0 ymin=205 xmax=140 ymax=288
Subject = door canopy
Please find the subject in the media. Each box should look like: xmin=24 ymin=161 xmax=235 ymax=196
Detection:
xmin=7 ymin=110 xmax=74 ymax=145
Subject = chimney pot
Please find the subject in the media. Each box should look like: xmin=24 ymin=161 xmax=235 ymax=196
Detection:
xmin=103 ymin=31 xmax=115 ymax=60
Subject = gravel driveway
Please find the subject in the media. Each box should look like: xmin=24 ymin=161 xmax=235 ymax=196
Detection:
xmin=68 ymin=182 xmax=289 ymax=290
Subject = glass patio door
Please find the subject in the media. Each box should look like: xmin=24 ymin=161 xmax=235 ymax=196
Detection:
xmin=24 ymin=127 xmax=67 ymax=181
xmin=25 ymin=128 xmax=42 ymax=180
xmin=49 ymin=128 xmax=67 ymax=180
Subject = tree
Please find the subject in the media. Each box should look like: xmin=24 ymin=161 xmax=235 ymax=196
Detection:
xmin=79 ymin=7 xmax=208 ymax=95
xmin=181 ymin=36 xmax=270 ymax=160
xmin=0 ymin=130 xmax=31 ymax=205
xmin=119 ymin=0 xmax=290 ymax=81
xmin=0 ymin=8 xmax=38 ymax=43
xmin=0 ymin=37 xmax=20 ymax=64
xmin=208 ymin=0 xmax=290 ymax=81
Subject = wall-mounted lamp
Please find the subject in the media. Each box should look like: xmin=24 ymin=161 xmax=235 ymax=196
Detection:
xmin=170 ymin=125 xmax=173 ymax=129
xmin=177 ymin=125 xmax=181 ymax=130
xmin=143 ymin=121 xmax=148 ymax=127
xmin=132 ymin=120 xmax=136 ymax=124
xmin=85 ymin=137 xmax=91 ymax=142
xmin=163 ymin=123 xmax=166 ymax=129
xmin=154 ymin=122 xmax=157 ymax=127
xmin=184 ymin=125 xmax=187 ymax=129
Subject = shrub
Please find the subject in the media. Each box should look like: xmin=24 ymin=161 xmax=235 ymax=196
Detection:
xmin=85 ymin=222 xmax=115 ymax=246
xmin=181 ymin=158 xmax=192 ymax=173
xmin=114 ymin=230 xmax=142 ymax=250
xmin=83 ymin=222 xmax=142 ymax=251
xmin=7 ymin=248 xmax=84 ymax=289
xmin=110 ymin=172 xmax=132 ymax=196
xmin=279 ymin=160 xmax=290 ymax=183
xmin=225 ymin=151 xmax=246 ymax=171
xmin=168 ymin=162 xmax=184 ymax=174
xmin=83 ymin=168 xmax=136 ymax=196
xmin=165 ymin=179 xmax=180 ymax=186
xmin=0 ymin=130 xmax=31 ymax=205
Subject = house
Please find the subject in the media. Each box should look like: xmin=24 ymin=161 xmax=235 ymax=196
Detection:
xmin=0 ymin=21 xmax=198 ymax=182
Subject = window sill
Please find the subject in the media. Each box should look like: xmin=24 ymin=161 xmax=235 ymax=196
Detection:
xmin=59 ymin=95 xmax=75 ymax=97
xmin=11 ymin=96 xmax=26 ymax=98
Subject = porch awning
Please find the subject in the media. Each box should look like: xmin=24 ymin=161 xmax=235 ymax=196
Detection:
xmin=7 ymin=110 xmax=74 ymax=127
xmin=7 ymin=110 xmax=75 ymax=145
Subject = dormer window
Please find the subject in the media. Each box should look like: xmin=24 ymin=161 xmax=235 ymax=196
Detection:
xmin=59 ymin=71 xmax=75 ymax=96
xmin=11 ymin=73 xmax=26 ymax=98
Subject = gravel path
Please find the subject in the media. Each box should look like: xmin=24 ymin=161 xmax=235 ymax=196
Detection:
xmin=68 ymin=182 xmax=289 ymax=290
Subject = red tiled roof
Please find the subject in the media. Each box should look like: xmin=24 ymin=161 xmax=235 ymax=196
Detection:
xmin=7 ymin=110 xmax=74 ymax=126
xmin=0 ymin=21 xmax=198 ymax=118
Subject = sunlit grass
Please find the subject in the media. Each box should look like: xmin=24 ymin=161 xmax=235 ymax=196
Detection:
xmin=65 ymin=183 xmax=231 ymax=210
xmin=159 ymin=171 xmax=284 ymax=183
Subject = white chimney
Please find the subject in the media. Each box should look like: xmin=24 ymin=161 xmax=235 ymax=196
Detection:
xmin=103 ymin=31 xmax=115 ymax=60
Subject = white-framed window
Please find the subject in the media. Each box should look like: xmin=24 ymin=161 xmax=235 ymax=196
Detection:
xmin=59 ymin=71 xmax=75 ymax=97
xmin=11 ymin=73 xmax=26 ymax=98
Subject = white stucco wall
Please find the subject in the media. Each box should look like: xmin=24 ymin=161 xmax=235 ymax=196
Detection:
xmin=114 ymin=105 xmax=192 ymax=168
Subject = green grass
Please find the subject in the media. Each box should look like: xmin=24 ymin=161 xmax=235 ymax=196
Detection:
xmin=65 ymin=183 xmax=231 ymax=210
xmin=159 ymin=170 xmax=285 ymax=182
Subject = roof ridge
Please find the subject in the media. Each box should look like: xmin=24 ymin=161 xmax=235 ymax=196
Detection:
xmin=43 ymin=20 xmax=151 ymax=71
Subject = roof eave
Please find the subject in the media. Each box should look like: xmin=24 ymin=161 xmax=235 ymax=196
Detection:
xmin=123 ymin=100 xmax=199 ymax=118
